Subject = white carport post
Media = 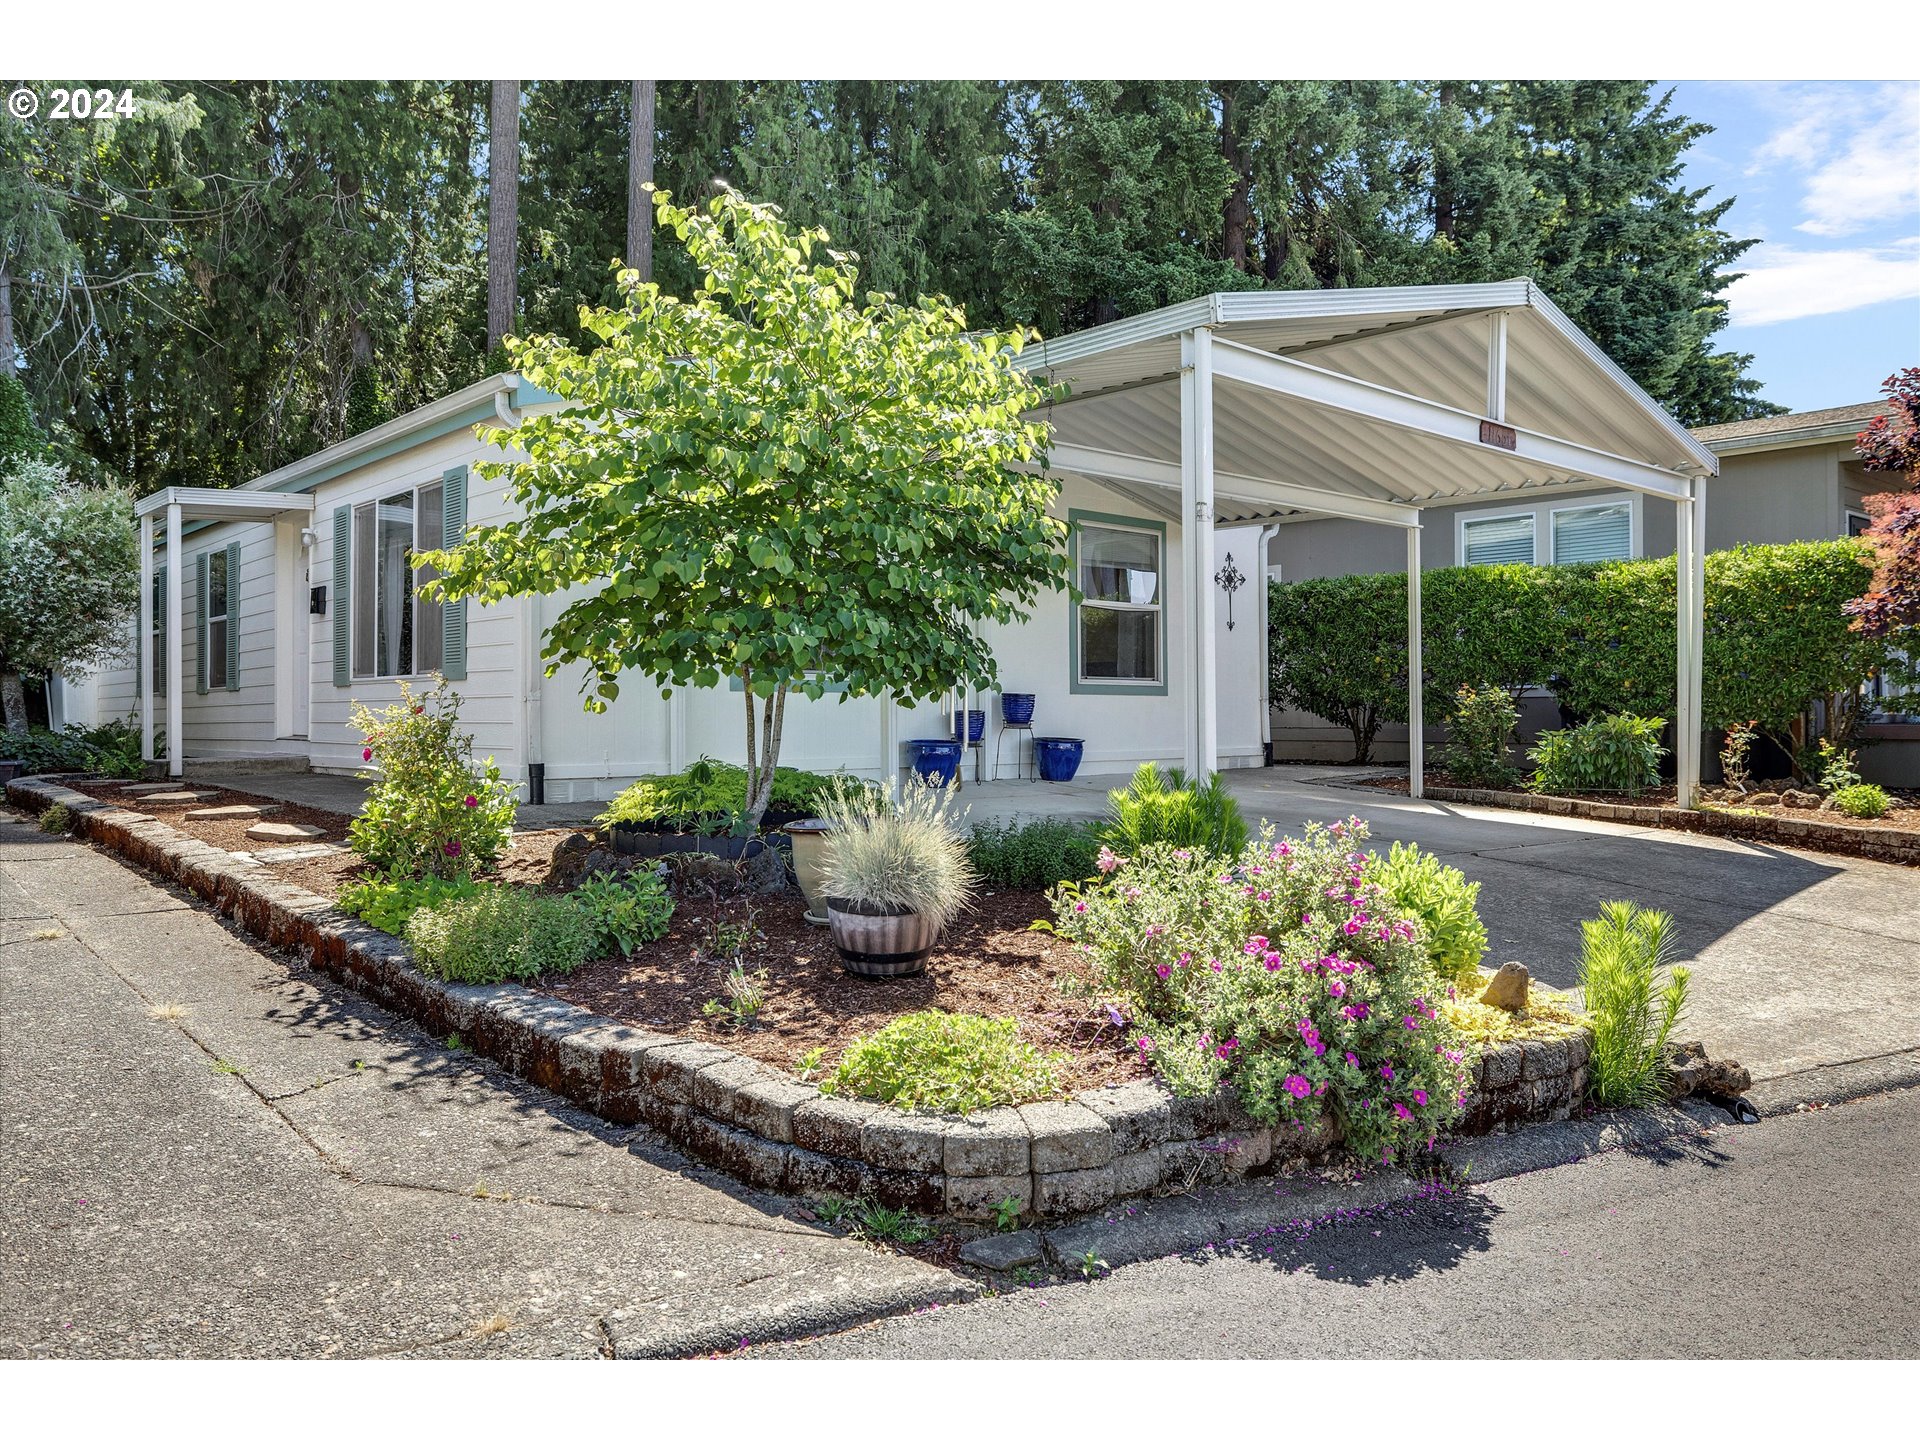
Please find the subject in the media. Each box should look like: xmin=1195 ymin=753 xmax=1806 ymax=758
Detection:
xmin=139 ymin=512 xmax=154 ymax=764
xmin=1407 ymin=521 xmax=1424 ymax=800
xmin=1675 ymin=475 xmax=1707 ymax=807
xmin=165 ymin=501 xmax=183 ymax=779
xmin=1180 ymin=325 xmax=1218 ymax=776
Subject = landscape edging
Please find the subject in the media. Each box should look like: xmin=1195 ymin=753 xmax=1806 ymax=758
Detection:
xmin=8 ymin=775 xmax=1572 ymax=1216
xmin=1422 ymin=783 xmax=1920 ymax=866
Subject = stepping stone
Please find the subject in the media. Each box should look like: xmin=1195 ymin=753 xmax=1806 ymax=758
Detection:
xmin=123 ymin=783 xmax=184 ymax=794
xmin=245 ymin=820 xmax=327 ymax=843
xmin=254 ymin=843 xmax=349 ymax=863
xmin=183 ymin=803 xmax=280 ymax=822
xmin=138 ymin=790 xmax=221 ymax=804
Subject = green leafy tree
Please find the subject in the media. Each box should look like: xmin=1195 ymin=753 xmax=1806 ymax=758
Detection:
xmin=420 ymin=186 xmax=1071 ymax=823
xmin=0 ymin=460 xmax=140 ymax=732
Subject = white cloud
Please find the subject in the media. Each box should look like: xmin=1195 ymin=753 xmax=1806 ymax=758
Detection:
xmin=1726 ymin=240 xmax=1920 ymax=326
xmin=1747 ymin=82 xmax=1920 ymax=238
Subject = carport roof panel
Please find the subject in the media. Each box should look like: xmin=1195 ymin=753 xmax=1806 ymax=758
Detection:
xmin=1018 ymin=281 xmax=1716 ymax=485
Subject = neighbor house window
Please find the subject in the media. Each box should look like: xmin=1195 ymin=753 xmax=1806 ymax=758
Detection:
xmin=1551 ymin=502 xmax=1633 ymax=565
xmin=1074 ymin=516 xmax=1162 ymax=688
xmin=352 ymin=480 xmax=443 ymax=679
xmin=206 ymin=550 xmax=230 ymax=690
xmin=1460 ymin=512 xmax=1536 ymax=567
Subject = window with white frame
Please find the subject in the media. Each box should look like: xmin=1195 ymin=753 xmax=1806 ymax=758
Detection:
xmin=150 ymin=566 xmax=168 ymax=697
xmin=1551 ymin=502 xmax=1633 ymax=565
xmin=1076 ymin=518 xmax=1162 ymax=686
xmin=1460 ymin=512 xmax=1535 ymax=567
xmin=351 ymin=480 xmax=443 ymax=679
xmin=206 ymin=551 xmax=230 ymax=690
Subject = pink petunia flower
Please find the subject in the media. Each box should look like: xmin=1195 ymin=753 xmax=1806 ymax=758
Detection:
xmin=362 ymin=748 xmax=373 ymax=761
xmin=463 ymin=794 xmax=478 ymax=808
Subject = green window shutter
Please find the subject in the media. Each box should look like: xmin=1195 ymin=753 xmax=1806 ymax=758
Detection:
xmin=440 ymin=467 xmax=469 ymax=681
xmin=224 ymin=541 xmax=242 ymax=691
xmin=332 ymin=505 xmax=352 ymax=687
xmin=154 ymin=565 xmax=168 ymax=699
xmin=195 ymin=552 xmax=210 ymax=695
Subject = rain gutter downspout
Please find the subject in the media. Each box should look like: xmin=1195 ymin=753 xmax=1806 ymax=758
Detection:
xmin=1256 ymin=523 xmax=1281 ymax=764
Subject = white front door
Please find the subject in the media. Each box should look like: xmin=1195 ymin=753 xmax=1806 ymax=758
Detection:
xmin=291 ymin=548 xmax=311 ymax=738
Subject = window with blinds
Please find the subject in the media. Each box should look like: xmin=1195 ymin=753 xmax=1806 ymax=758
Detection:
xmin=1551 ymin=503 xmax=1632 ymax=565
xmin=1460 ymin=513 xmax=1535 ymax=566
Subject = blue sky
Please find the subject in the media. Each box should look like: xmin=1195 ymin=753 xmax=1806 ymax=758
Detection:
xmin=1663 ymin=80 xmax=1919 ymax=414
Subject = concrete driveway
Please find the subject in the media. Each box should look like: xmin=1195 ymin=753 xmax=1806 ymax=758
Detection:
xmin=201 ymin=763 xmax=1920 ymax=1090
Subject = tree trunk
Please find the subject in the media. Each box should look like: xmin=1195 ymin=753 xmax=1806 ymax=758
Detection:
xmin=628 ymin=81 xmax=657 ymax=281
xmin=487 ymin=80 xmax=520 ymax=352
xmin=740 ymin=681 xmax=789 ymax=827
xmin=0 ymin=265 xmax=14 ymax=371
xmin=1 ymin=671 xmax=29 ymax=736
xmin=1218 ymin=87 xmax=1254 ymax=273
xmin=1433 ymin=84 xmax=1458 ymax=244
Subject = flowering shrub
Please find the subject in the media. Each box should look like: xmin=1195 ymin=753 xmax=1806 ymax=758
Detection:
xmin=348 ymin=677 xmax=518 ymax=879
xmin=1051 ymin=819 xmax=1471 ymax=1163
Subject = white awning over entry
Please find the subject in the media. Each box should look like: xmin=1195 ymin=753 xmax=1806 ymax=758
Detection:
xmin=133 ymin=487 xmax=315 ymax=778
xmin=1019 ymin=281 xmax=1716 ymax=804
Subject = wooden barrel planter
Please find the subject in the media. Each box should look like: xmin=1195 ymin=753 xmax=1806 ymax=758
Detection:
xmin=825 ymin=898 xmax=941 ymax=979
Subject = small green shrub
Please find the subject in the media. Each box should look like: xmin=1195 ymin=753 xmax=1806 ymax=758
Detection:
xmin=701 ymin=959 xmax=769 ymax=1027
xmin=1099 ymin=763 xmax=1248 ymax=858
xmin=1443 ymin=684 xmax=1519 ymax=786
xmin=8 ymin=719 xmax=145 ymax=779
xmin=821 ymin=1011 xmax=1065 ymax=1114
xmin=1579 ymin=900 xmax=1690 ymax=1109
xmin=966 ymin=817 xmax=1102 ymax=890
xmin=596 ymin=757 xmax=848 ymax=831
xmin=404 ymin=884 xmax=597 ymax=984
xmin=1813 ymin=739 xmax=1862 ymax=792
xmin=1529 ymin=713 xmax=1667 ymax=796
xmin=39 ymin=803 xmax=71 ymax=835
xmin=337 ymin=873 xmax=483 ymax=935
xmin=349 ymin=678 xmax=519 ymax=879
xmin=818 ymin=778 xmax=976 ymax=928
xmin=1718 ymin=721 xmax=1757 ymax=789
xmin=571 ymin=869 xmax=675 ymax=955
xmin=1370 ymin=841 xmax=1488 ymax=987
xmin=1832 ymin=783 xmax=1890 ymax=819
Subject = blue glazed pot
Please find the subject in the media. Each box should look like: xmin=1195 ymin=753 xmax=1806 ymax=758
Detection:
xmin=1000 ymin=692 xmax=1036 ymax=726
xmin=1033 ymin=736 xmax=1085 ymax=783
xmin=953 ymin=709 xmax=987 ymax=744
xmin=908 ymin=738 xmax=964 ymax=787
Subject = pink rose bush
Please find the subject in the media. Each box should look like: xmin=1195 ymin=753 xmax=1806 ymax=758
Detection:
xmin=1051 ymin=818 xmax=1471 ymax=1164
xmin=347 ymin=677 xmax=518 ymax=880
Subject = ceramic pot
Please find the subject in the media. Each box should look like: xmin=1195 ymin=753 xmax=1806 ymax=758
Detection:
xmin=826 ymin=897 xmax=940 ymax=978
xmin=1033 ymin=736 xmax=1085 ymax=782
xmin=1000 ymin=692 xmax=1036 ymax=726
xmin=907 ymin=738 xmax=963 ymax=787
xmin=783 ymin=818 xmax=835 ymax=926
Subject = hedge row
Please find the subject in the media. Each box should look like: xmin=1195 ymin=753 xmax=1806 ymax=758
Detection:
xmin=1267 ymin=539 xmax=1890 ymax=761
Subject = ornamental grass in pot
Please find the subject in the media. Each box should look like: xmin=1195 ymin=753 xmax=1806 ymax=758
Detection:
xmin=818 ymin=778 xmax=976 ymax=979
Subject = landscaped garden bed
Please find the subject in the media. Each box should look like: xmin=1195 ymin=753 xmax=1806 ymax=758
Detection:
xmin=8 ymin=730 xmax=1751 ymax=1225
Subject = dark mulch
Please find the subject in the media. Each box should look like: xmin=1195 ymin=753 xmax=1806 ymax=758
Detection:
xmin=58 ymin=779 xmax=354 ymax=851
xmin=47 ymin=773 xmax=1146 ymax=1087
xmin=1361 ymin=771 xmax=1920 ymax=833
xmin=538 ymin=886 xmax=1151 ymax=1090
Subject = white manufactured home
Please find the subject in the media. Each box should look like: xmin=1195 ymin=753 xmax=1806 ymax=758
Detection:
xmin=68 ymin=281 xmax=1722 ymax=804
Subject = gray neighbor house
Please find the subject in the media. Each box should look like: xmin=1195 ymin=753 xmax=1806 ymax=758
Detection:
xmin=1264 ymin=399 xmax=1920 ymax=785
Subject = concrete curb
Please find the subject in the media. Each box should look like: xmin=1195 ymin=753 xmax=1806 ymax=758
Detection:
xmin=7 ymin=774 xmax=1587 ymax=1219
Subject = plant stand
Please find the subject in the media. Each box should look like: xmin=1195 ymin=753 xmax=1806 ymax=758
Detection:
xmin=993 ymin=722 xmax=1036 ymax=782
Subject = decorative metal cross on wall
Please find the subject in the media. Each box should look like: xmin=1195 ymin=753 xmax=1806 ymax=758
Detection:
xmin=1214 ymin=552 xmax=1246 ymax=629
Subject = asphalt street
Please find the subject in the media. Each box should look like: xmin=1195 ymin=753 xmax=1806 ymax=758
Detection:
xmin=761 ymin=1084 xmax=1920 ymax=1359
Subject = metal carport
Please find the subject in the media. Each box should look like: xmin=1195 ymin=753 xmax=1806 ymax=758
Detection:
xmin=1017 ymin=279 xmax=1720 ymax=803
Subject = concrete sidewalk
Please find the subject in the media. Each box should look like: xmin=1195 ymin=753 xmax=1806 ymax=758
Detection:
xmin=0 ymin=813 xmax=972 ymax=1358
